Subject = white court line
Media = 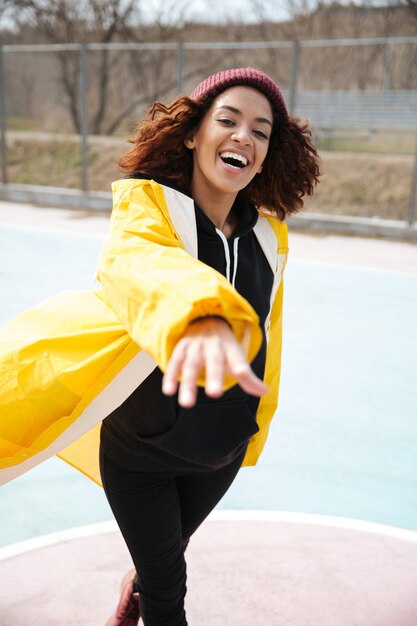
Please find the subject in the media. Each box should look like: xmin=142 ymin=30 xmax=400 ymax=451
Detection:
xmin=0 ymin=222 xmax=107 ymax=239
xmin=289 ymin=257 xmax=417 ymax=277
xmin=2 ymin=221 xmax=417 ymax=275
xmin=3 ymin=223 xmax=416 ymax=275
xmin=1 ymin=511 xmax=417 ymax=562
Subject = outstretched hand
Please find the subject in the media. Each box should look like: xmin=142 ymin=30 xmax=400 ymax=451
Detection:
xmin=162 ymin=317 xmax=268 ymax=408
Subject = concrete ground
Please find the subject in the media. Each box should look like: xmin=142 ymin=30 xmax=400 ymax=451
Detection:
xmin=1 ymin=201 xmax=417 ymax=625
xmin=1 ymin=200 xmax=416 ymax=272
xmin=1 ymin=516 xmax=417 ymax=626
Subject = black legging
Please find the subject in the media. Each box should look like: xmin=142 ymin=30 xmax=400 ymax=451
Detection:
xmin=99 ymin=445 xmax=246 ymax=626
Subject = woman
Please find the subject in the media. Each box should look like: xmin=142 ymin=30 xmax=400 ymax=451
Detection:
xmin=99 ymin=68 xmax=320 ymax=625
xmin=0 ymin=67 xmax=319 ymax=625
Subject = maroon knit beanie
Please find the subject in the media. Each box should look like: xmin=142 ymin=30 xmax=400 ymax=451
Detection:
xmin=190 ymin=67 xmax=288 ymax=120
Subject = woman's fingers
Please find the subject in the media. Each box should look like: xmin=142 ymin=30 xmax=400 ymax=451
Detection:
xmin=203 ymin=337 xmax=226 ymax=398
xmin=228 ymin=360 xmax=269 ymax=396
xmin=224 ymin=342 xmax=269 ymax=397
xmin=162 ymin=318 xmax=268 ymax=408
xmin=177 ymin=342 xmax=203 ymax=407
xmin=162 ymin=342 xmax=187 ymax=396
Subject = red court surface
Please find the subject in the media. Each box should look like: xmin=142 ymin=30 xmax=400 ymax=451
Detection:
xmin=1 ymin=515 xmax=417 ymax=626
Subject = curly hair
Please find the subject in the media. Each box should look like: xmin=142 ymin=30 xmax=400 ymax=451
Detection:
xmin=118 ymin=95 xmax=321 ymax=220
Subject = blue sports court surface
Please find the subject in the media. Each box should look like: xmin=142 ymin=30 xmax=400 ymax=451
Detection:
xmin=1 ymin=216 xmax=417 ymax=547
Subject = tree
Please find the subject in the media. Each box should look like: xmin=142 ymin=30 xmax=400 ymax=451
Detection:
xmin=7 ymin=0 xmax=140 ymax=134
xmin=4 ymin=0 xmax=225 ymax=135
xmin=402 ymin=0 xmax=417 ymax=23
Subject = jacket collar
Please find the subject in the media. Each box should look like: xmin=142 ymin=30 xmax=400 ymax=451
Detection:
xmin=194 ymin=193 xmax=258 ymax=239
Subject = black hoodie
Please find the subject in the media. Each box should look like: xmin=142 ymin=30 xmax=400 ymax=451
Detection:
xmin=100 ymin=176 xmax=274 ymax=472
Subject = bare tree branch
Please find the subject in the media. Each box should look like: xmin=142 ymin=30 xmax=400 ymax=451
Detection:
xmin=7 ymin=0 xmax=145 ymax=133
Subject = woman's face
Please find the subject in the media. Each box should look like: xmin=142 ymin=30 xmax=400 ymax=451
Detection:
xmin=185 ymin=86 xmax=273 ymax=203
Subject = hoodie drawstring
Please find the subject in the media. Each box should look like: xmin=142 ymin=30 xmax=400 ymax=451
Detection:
xmin=215 ymin=228 xmax=240 ymax=288
xmin=231 ymin=237 xmax=239 ymax=287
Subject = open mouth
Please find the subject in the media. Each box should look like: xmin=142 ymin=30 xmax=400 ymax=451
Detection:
xmin=219 ymin=151 xmax=249 ymax=169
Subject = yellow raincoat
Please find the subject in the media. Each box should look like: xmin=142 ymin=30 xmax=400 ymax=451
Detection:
xmin=0 ymin=178 xmax=288 ymax=487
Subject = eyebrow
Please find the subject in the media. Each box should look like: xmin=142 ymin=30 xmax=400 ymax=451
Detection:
xmin=217 ymin=105 xmax=273 ymax=127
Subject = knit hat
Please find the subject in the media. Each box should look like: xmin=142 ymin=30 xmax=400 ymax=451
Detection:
xmin=190 ymin=67 xmax=288 ymax=120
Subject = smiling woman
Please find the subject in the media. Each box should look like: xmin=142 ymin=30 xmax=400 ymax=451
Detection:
xmin=0 ymin=67 xmax=320 ymax=626
xmin=184 ymin=87 xmax=273 ymax=230
xmin=118 ymin=68 xmax=319 ymax=222
xmin=100 ymin=67 xmax=320 ymax=626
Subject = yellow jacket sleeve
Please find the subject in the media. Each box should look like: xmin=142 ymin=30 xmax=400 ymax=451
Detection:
xmin=97 ymin=179 xmax=263 ymax=375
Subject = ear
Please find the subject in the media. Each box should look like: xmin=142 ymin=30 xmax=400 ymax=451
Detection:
xmin=257 ymin=164 xmax=263 ymax=174
xmin=184 ymin=137 xmax=195 ymax=149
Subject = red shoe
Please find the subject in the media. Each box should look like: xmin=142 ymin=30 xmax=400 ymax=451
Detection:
xmin=105 ymin=569 xmax=140 ymax=626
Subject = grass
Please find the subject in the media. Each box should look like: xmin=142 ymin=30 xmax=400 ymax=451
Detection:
xmin=315 ymin=130 xmax=417 ymax=156
xmin=6 ymin=138 xmax=125 ymax=190
xmin=4 ymin=134 xmax=416 ymax=222
xmin=307 ymin=152 xmax=414 ymax=221
xmin=5 ymin=117 xmax=39 ymax=132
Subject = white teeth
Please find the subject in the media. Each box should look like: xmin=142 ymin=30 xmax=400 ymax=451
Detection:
xmin=220 ymin=151 xmax=248 ymax=167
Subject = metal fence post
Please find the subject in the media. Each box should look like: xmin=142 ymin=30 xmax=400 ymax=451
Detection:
xmin=80 ymin=43 xmax=89 ymax=193
xmin=0 ymin=46 xmax=8 ymax=184
xmin=177 ymin=41 xmax=185 ymax=94
xmin=408 ymin=132 xmax=417 ymax=226
xmin=288 ymin=40 xmax=300 ymax=115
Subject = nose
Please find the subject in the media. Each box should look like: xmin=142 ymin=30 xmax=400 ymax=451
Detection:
xmin=231 ymin=125 xmax=253 ymax=146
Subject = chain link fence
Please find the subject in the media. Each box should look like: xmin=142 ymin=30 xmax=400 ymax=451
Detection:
xmin=1 ymin=36 xmax=417 ymax=227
